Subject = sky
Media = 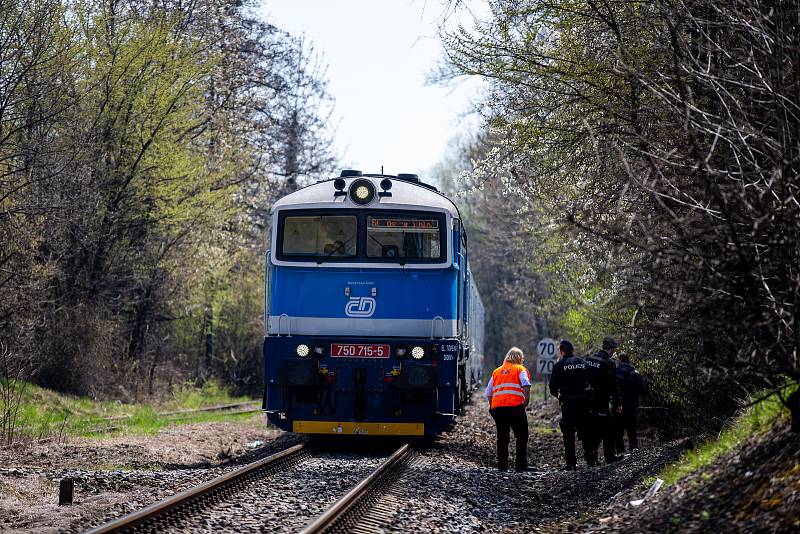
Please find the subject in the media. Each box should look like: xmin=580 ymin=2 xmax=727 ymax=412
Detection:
xmin=259 ymin=0 xmax=485 ymax=180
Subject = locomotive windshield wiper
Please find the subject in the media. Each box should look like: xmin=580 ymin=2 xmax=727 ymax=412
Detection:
xmin=316 ymin=236 xmax=354 ymax=264
xmin=368 ymin=233 xmax=404 ymax=263
xmin=368 ymin=233 xmax=387 ymax=250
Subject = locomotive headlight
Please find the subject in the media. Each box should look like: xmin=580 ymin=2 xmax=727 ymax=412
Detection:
xmin=313 ymin=345 xmax=325 ymax=357
xmin=296 ymin=344 xmax=310 ymax=357
xmin=355 ymin=185 xmax=370 ymax=199
xmin=396 ymin=347 xmax=407 ymax=359
xmin=349 ymin=179 xmax=375 ymax=205
xmin=411 ymin=346 xmax=425 ymax=360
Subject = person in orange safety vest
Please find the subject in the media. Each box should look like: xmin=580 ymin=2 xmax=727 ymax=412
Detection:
xmin=486 ymin=347 xmax=532 ymax=471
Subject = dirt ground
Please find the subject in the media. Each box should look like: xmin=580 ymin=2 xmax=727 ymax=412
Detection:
xmin=0 ymin=395 xmax=677 ymax=533
xmin=3 ymin=392 xmax=788 ymax=533
xmin=0 ymin=392 xmax=664 ymax=532
xmin=568 ymin=419 xmax=800 ymax=533
xmin=0 ymin=416 xmax=279 ymax=471
xmin=0 ymin=415 xmax=282 ymax=533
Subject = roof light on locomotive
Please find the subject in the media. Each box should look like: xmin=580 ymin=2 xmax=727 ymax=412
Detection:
xmin=348 ymin=178 xmax=376 ymax=204
xmin=379 ymin=178 xmax=392 ymax=197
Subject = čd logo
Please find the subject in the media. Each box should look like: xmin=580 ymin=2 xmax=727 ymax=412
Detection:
xmin=345 ymin=296 xmax=376 ymax=318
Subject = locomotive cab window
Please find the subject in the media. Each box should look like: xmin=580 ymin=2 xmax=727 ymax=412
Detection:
xmin=366 ymin=214 xmax=443 ymax=260
xmin=282 ymin=215 xmax=357 ymax=258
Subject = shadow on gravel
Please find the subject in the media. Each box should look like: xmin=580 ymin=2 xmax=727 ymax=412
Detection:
xmin=161 ymin=459 xmax=216 ymax=470
xmin=220 ymin=431 xmax=307 ymax=467
xmin=417 ymin=439 xmax=693 ymax=533
xmin=153 ymin=431 xmax=308 ymax=471
xmin=213 ymin=432 xmax=414 ymax=468
xmin=307 ymin=435 xmax=415 ymax=456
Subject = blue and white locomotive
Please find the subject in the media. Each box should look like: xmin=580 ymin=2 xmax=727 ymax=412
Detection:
xmin=263 ymin=170 xmax=484 ymax=436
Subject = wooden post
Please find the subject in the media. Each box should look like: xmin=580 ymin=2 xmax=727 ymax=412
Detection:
xmin=59 ymin=478 xmax=73 ymax=506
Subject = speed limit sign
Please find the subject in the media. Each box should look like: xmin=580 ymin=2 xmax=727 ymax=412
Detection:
xmin=538 ymin=359 xmax=555 ymax=374
xmin=537 ymin=337 xmax=557 ymax=375
xmin=537 ymin=338 xmax=557 ymax=360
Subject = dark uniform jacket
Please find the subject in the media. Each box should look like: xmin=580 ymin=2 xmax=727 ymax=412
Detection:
xmin=585 ymin=350 xmax=620 ymax=411
xmin=549 ymin=355 xmax=589 ymax=404
xmin=616 ymin=362 xmax=646 ymax=410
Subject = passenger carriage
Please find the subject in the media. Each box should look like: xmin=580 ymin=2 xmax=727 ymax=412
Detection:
xmin=263 ymin=170 xmax=484 ymax=436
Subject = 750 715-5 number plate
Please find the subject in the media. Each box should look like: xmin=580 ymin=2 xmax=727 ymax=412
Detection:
xmin=331 ymin=343 xmax=390 ymax=358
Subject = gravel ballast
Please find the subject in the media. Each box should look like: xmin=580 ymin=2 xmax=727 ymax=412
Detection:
xmin=0 ymin=393 xmax=728 ymax=533
xmin=373 ymin=393 xmax=689 ymax=533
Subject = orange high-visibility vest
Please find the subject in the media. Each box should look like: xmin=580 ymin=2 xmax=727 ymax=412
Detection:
xmin=489 ymin=362 xmax=529 ymax=408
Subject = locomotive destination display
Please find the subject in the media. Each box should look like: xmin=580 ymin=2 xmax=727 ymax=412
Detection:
xmin=369 ymin=217 xmax=439 ymax=229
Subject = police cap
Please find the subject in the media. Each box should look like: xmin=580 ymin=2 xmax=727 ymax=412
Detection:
xmin=602 ymin=336 xmax=619 ymax=350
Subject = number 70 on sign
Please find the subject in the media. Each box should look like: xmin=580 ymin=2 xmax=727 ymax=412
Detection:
xmin=536 ymin=338 xmax=557 ymax=375
xmin=538 ymin=359 xmax=555 ymax=374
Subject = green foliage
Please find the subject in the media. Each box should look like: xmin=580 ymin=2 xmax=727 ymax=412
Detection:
xmin=173 ymin=236 xmax=265 ymax=393
xmin=171 ymin=381 xmax=232 ymax=410
xmin=8 ymin=380 xmax=256 ymax=439
xmin=654 ymin=386 xmax=796 ymax=487
xmin=438 ymin=0 xmax=663 ymax=357
xmin=0 ymin=0 xmax=336 ymax=401
xmin=440 ymin=0 xmax=800 ymax=435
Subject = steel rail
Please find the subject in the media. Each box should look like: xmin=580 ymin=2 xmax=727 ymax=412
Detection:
xmin=101 ymin=401 xmax=262 ymax=421
xmin=299 ymin=442 xmax=413 ymax=534
xmin=84 ymin=443 xmax=307 ymax=533
xmin=91 ymin=407 xmax=263 ymax=434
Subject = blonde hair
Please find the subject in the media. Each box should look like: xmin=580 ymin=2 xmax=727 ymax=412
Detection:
xmin=504 ymin=347 xmax=524 ymax=364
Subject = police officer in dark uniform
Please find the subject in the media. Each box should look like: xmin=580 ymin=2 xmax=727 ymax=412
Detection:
xmin=585 ymin=336 xmax=621 ymax=465
xmin=549 ymin=339 xmax=591 ymax=470
xmin=614 ymin=352 xmax=647 ymax=451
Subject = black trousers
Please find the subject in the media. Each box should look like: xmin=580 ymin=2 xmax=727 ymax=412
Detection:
xmin=559 ymin=403 xmax=589 ymax=467
xmin=615 ymin=409 xmax=639 ymax=451
xmin=586 ymin=408 xmax=617 ymax=464
xmin=491 ymin=405 xmax=528 ymax=470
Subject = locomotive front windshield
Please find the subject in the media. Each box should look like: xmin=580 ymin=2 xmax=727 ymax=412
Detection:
xmin=366 ymin=215 xmax=441 ymax=259
xmin=282 ymin=215 xmax=357 ymax=258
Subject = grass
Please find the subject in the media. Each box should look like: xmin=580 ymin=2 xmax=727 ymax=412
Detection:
xmin=3 ymin=380 xmax=258 ymax=441
xmin=653 ymin=384 xmax=796 ymax=487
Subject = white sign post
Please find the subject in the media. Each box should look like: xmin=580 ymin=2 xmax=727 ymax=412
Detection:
xmin=536 ymin=337 xmax=558 ymax=400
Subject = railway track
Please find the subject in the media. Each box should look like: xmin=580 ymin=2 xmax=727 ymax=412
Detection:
xmin=84 ymin=443 xmax=309 ymax=533
xmin=84 ymin=441 xmax=416 ymax=533
xmin=299 ymin=442 xmax=415 ymax=533
xmin=98 ymin=401 xmax=262 ymax=423
xmin=90 ymin=401 xmax=264 ymax=434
